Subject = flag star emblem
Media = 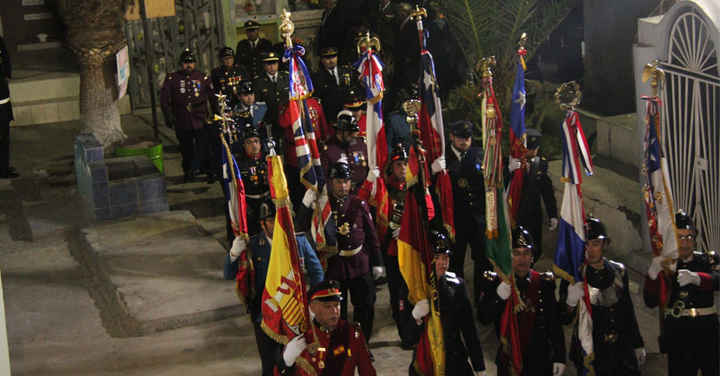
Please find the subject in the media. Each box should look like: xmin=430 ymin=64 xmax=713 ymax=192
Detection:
xmin=515 ymin=90 xmax=526 ymax=110
xmin=423 ymin=70 xmax=434 ymax=90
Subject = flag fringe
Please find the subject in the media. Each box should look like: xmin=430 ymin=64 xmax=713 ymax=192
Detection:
xmin=260 ymin=320 xmax=289 ymax=345
xmin=552 ymin=263 xmax=577 ymax=284
xmin=295 ymin=356 xmax=319 ymax=376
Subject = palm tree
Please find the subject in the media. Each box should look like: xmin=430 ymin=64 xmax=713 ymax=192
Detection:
xmin=440 ymin=0 xmax=580 ymax=118
xmin=56 ymin=0 xmax=133 ymax=148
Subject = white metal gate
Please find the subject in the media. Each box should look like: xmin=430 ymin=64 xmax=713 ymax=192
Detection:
xmin=660 ymin=9 xmax=719 ymax=253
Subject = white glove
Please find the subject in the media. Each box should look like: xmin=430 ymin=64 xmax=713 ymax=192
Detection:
xmin=302 ymin=189 xmax=317 ymax=208
xmin=677 ymin=269 xmax=700 ymax=286
xmin=372 ymin=266 xmax=384 ymax=281
xmin=553 ymin=363 xmax=566 ymax=376
xmin=496 ymin=281 xmax=511 ymax=300
xmin=566 ymin=282 xmax=585 ymax=307
xmin=549 ymin=218 xmax=558 ymax=231
xmin=635 ymin=348 xmax=646 ymax=365
xmin=392 ymin=227 xmax=401 ymax=239
xmin=367 ymin=167 xmax=380 ymax=183
xmin=282 ymin=335 xmax=307 ymax=366
xmin=431 ymin=157 xmax=446 ymax=174
xmin=508 ymin=157 xmax=522 ymax=172
xmin=647 ymin=256 xmax=664 ymax=280
xmin=412 ymin=299 xmax=430 ymax=321
xmin=230 ymin=237 xmax=247 ymax=259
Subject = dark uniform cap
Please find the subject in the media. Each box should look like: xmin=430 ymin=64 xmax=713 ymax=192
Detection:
xmin=258 ymin=198 xmax=276 ymax=221
xmin=335 ymin=110 xmax=360 ymax=132
xmin=511 ymin=226 xmax=535 ymax=250
xmin=308 ymin=280 xmax=343 ymax=302
xmin=526 ymin=128 xmax=542 ymax=150
xmin=429 ymin=230 xmax=452 ymax=255
xmin=405 ymin=85 xmax=420 ymax=101
xmin=180 ymin=48 xmax=196 ymax=63
xmin=675 ymin=210 xmax=697 ymax=232
xmin=244 ymin=20 xmax=261 ymax=30
xmin=262 ymin=51 xmax=280 ymax=63
xmin=218 ymin=46 xmax=234 ymax=59
xmin=329 ymin=160 xmax=352 ymax=180
xmin=239 ymin=80 xmax=254 ymax=94
xmin=450 ymin=120 xmax=473 ymax=138
xmin=390 ymin=144 xmax=408 ymax=163
xmin=585 ymin=216 xmax=611 ymax=244
xmin=320 ymin=47 xmax=339 ymax=57
xmin=243 ymin=125 xmax=261 ymax=141
xmin=344 ymin=92 xmax=366 ymax=111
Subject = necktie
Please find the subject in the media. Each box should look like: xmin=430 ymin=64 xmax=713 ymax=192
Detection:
xmin=272 ymin=75 xmax=276 ymax=84
xmin=460 ymin=151 xmax=466 ymax=162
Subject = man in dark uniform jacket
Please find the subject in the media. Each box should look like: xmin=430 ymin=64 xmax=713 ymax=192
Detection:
xmin=318 ymin=0 xmax=342 ymax=54
xmin=236 ymin=126 xmax=270 ymax=236
xmin=235 ymin=21 xmax=273 ymax=80
xmin=160 ymin=48 xmax=218 ymax=182
xmin=233 ymin=80 xmax=268 ymax=139
xmin=0 ymin=36 xmax=17 ymax=179
xmin=562 ymin=217 xmax=646 ymax=376
xmin=368 ymin=0 xmax=401 ymax=64
xmin=505 ymin=129 xmax=558 ymax=263
xmin=480 ymin=227 xmax=566 ymax=376
xmin=392 ymin=3 xmax=420 ymax=90
xmin=211 ymin=46 xmax=249 ymax=109
xmin=224 ymin=199 xmax=323 ymax=376
xmin=297 ymin=161 xmax=383 ymax=342
xmin=644 ymin=210 xmax=719 ymax=376
xmin=312 ymin=47 xmax=354 ymax=122
xmin=253 ymin=51 xmax=290 ymax=128
xmin=275 ymin=280 xmax=376 ymax=376
xmin=400 ymin=230 xmax=485 ymax=376
xmin=320 ymin=111 xmax=370 ymax=196
xmin=443 ymin=120 xmax=491 ymax=306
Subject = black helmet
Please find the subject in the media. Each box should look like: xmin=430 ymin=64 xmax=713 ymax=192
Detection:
xmin=218 ymin=46 xmax=234 ymax=59
xmin=390 ymin=144 xmax=408 ymax=163
xmin=239 ymin=80 xmax=254 ymax=95
xmin=243 ymin=125 xmax=261 ymax=141
xmin=258 ymin=199 xmax=276 ymax=221
xmin=675 ymin=210 xmax=697 ymax=232
xmin=585 ymin=216 xmax=611 ymax=244
xmin=429 ymin=229 xmax=452 ymax=255
xmin=405 ymin=85 xmax=420 ymax=101
xmin=328 ymin=160 xmax=352 ymax=180
xmin=511 ymin=226 xmax=535 ymax=250
xmin=180 ymin=48 xmax=196 ymax=63
xmin=335 ymin=110 xmax=360 ymax=132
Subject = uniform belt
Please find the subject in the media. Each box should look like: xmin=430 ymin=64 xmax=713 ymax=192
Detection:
xmin=173 ymin=102 xmax=205 ymax=111
xmin=668 ymin=306 xmax=715 ymax=318
xmin=246 ymin=192 xmax=270 ymax=199
xmin=0 ymin=97 xmax=10 ymax=105
xmin=338 ymin=245 xmax=362 ymax=257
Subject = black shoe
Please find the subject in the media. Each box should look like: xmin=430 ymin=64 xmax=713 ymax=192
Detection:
xmin=207 ymin=172 xmax=217 ymax=184
xmin=0 ymin=171 xmax=19 ymax=179
xmin=183 ymin=171 xmax=195 ymax=182
xmin=374 ymin=276 xmax=387 ymax=287
xmin=8 ymin=167 xmax=15 ymax=173
xmin=400 ymin=342 xmax=415 ymax=351
xmin=369 ymin=350 xmax=375 ymax=362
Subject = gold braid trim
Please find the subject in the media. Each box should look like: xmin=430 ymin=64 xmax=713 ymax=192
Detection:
xmin=553 ymin=264 xmax=577 ymax=284
xmin=295 ymin=357 xmax=319 ymax=376
xmin=260 ymin=320 xmax=290 ymax=345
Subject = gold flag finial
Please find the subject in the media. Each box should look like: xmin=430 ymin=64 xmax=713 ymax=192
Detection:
xmin=642 ymin=59 xmax=665 ymax=97
xmin=518 ymin=32 xmax=528 ymax=51
xmin=279 ymin=9 xmax=295 ymax=48
xmin=411 ymin=5 xmax=426 ymax=21
xmin=555 ymin=81 xmax=582 ymax=111
xmin=357 ymin=31 xmax=382 ymax=54
xmin=476 ymin=56 xmax=496 ymax=79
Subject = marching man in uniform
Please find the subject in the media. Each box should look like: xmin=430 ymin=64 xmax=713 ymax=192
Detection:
xmin=644 ymin=210 xmax=719 ymax=376
xmin=275 ymin=280 xmax=376 ymax=376
xmin=211 ymin=46 xmax=249 ymax=109
xmin=160 ymin=48 xmax=217 ymax=182
xmin=236 ymin=126 xmax=270 ymax=236
xmin=235 ymin=20 xmax=273 ymax=80
xmin=320 ymin=111 xmax=370 ymax=196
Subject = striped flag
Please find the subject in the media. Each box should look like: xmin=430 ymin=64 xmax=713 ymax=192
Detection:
xmin=283 ymin=44 xmax=324 ymax=193
xmin=553 ymin=112 xmax=595 ymax=375
xmin=642 ymin=95 xmax=678 ymax=306
xmin=261 ymin=156 xmax=311 ymax=347
xmin=507 ymin=54 xmax=528 ymax=223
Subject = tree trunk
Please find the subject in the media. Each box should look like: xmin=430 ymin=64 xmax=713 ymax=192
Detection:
xmin=78 ymin=55 xmax=126 ymax=148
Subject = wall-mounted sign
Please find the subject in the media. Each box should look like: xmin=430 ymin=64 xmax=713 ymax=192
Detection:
xmin=125 ymin=0 xmax=175 ymax=20
xmin=22 ymin=0 xmax=45 ymax=6
xmin=24 ymin=13 xmax=52 ymax=21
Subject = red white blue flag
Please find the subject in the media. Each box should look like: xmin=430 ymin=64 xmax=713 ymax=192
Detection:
xmin=507 ymin=54 xmax=527 ymax=223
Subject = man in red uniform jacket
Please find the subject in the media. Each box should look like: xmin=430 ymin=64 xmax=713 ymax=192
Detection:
xmin=275 ymin=280 xmax=376 ymax=376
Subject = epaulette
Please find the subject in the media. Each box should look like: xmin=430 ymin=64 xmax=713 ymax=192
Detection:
xmin=609 ymin=260 xmax=626 ymax=277
xmin=539 ymin=271 xmax=555 ymax=281
xmin=541 ymin=157 xmax=547 ymax=161
xmin=349 ymin=321 xmax=362 ymax=338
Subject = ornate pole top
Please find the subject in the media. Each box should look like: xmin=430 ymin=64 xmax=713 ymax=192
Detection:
xmin=279 ymin=9 xmax=295 ymax=48
xmin=357 ymin=31 xmax=381 ymax=54
xmin=555 ymin=81 xmax=582 ymax=112
xmin=476 ymin=56 xmax=496 ymax=79
xmin=411 ymin=6 xmax=426 ymax=22
xmin=642 ymin=59 xmax=665 ymax=97
xmin=518 ymin=32 xmax=528 ymax=51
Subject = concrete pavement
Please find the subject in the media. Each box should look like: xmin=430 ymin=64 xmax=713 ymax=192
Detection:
xmin=0 ymin=114 xmax=670 ymax=375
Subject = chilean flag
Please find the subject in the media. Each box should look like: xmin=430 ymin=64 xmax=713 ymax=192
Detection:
xmin=507 ymin=57 xmax=527 ymax=222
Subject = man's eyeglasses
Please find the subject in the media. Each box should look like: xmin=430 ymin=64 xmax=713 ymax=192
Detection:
xmin=678 ymin=234 xmax=696 ymax=242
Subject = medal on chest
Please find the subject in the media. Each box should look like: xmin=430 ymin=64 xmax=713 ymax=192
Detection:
xmin=458 ymin=177 xmax=469 ymax=188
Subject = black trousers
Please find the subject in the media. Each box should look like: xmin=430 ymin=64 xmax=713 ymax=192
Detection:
xmin=338 ymin=272 xmax=376 ymax=341
xmin=0 ymin=102 xmax=13 ymax=173
xmin=382 ymin=252 xmax=406 ymax=343
xmin=450 ymin=222 xmax=491 ymax=305
xmin=284 ymin=164 xmax=306 ymax=216
xmin=175 ymin=127 xmax=211 ymax=174
xmin=253 ymin=322 xmax=282 ymax=376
